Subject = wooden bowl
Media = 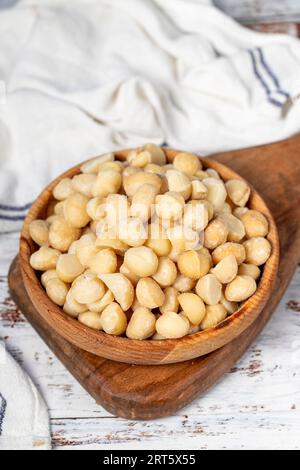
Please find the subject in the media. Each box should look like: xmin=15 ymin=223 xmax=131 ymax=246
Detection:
xmin=19 ymin=149 xmax=279 ymax=365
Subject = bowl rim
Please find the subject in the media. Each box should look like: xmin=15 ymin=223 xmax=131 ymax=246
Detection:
xmin=19 ymin=148 xmax=279 ymax=365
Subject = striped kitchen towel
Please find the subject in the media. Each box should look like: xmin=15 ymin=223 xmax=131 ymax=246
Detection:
xmin=1 ymin=0 xmax=300 ymax=232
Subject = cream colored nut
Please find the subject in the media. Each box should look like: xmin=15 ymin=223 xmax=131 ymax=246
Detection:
xmin=78 ymin=311 xmax=102 ymax=330
xmin=72 ymin=173 xmax=96 ymax=197
xmin=119 ymin=217 xmax=147 ymax=247
xmin=145 ymin=223 xmax=171 ymax=257
xmin=194 ymin=170 xmax=208 ymax=180
xmin=126 ymin=307 xmax=156 ymax=340
xmin=155 ymin=191 xmax=185 ymax=221
xmin=136 ymin=278 xmax=165 ymax=309
xmin=216 ymin=202 xmax=232 ymax=216
xmin=88 ymin=248 xmax=117 ymax=275
xmin=30 ymin=246 xmax=60 ymax=271
xmin=220 ymin=293 xmax=238 ymax=314
xmin=203 ymin=177 xmax=227 ymax=211
xmin=177 ymin=250 xmax=211 ymax=280
xmin=152 ymin=257 xmax=177 ymax=288
xmin=240 ymin=210 xmax=269 ymax=238
xmin=144 ymin=163 xmax=164 ymax=175
xmin=130 ymin=183 xmax=158 ymax=221
xmin=225 ymin=275 xmax=256 ymax=302
xmin=166 ymin=170 xmax=191 ymax=200
xmin=131 ymin=297 xmax=143 ymax=311
xmin=105 ymin=193 xmax=129 ymax=227
xmin=167 ymin=225 xmax=200 ymax=251
xmin=195 ymin=273 xmax=222 ymax=305
xmin=191 ymin=180 xmax=208 ymax=200
xmin=143 ymin=143 xmax=166 ymax=166
xmin=225 ymin=179 xmax=250 ymax=207
xmin=46 ymin=214 xmax=59 ymax=226
xmin=48 ymin=216 xmax=80 ymax=252
xmin=29 ymin=220 xmax=49 ymax=246
xmin=178 ymin=293 xmax=206 ymax=326
xmin=173 ymin=152 xmax=201 ymax=176
xmin=45 ymin=278 xmax=68 ymax=306
xmin=160 ymin=286 xmax=179 ymax=314
xmin=243 ymin=237 xmax=271 ymax=266
xmin=127 ymin=149 xmax=151 ymax=168
xmin=72 ymin=273 xmax=105 ymax=304
xmin=101 ymin=302 xmax=127 ymax=336
xmin=86 ymin=197 xmax=106 ymax=221
xmin=206 ymin=168 xmax=220 ymax=179
xmin=183 ymin=200 xmax=209 ymax=231
xmin=53 ymin=178 xmax=75 ymax=200
xmin=212 ymin=242 xmax=246 ymax=265
xmin=92 ymin=169 xmax=122 ymax=198
xmin=119 ymin=263 xmax=140 ymax=286
xmin=173 ymin=274 xmax=196 ymax=292
xmin=204 ymin=219 xmax=228 ymax=250
xmin=124 ymin=246 xmax=158 ymax=277
xmin=76 ymin=242 xmax=99 ymax=267
xmin=63 ymin=289 xmax=87 ymax=317
xmin=218 ymin=214 xmax=245 ymax=243
xmin=87 ymin=289 xmax=114 ymax=313
xmin=41 ymin=269 xmax=58 ymax=287
xmin=98 ymin=161 xmax=123 ymax=173
xmin=80 ymin=153 xmax=114 ymax=174
xmin=64 ymin=192 xmax=90 ymax=228
xmin=99 ymin=273 xmax=134 ymax=311
xmin=238 ymin=263 xmax=261 ymax=280
xmin=54 ymin=200 xmax=65 ymax=216
xmin=210 ymin=254 xmax=238 ymax=284
xmin=123 ymin=172 xmax=161 ymax=197
xmin=56 ymin=253 xmax=84 ymax=283
xmin=196 ymin=200 xmax=214 ymax=221
xmin=156 ymin=311 xmax=190 ymax=339
xmin=200 ymin=304 xmax=227 ymax=330
xmin=233 ymin=206 xmax=248 ymax=218
xmin=95 ymin=221 xmax=129 ymax=254
xmin=151 ymin=332 xmax=166 ymax=340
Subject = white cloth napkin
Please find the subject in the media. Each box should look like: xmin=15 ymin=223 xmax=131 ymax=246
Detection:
xmin=0 ymin=0 xmax=300 ymax=231
xmin=1 ymin=0 xmax=300 ymax=450
xmin=0 ymin=342 xmax=51 ymax=450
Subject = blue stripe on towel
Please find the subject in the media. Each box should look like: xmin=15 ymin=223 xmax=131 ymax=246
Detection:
xmin=257 ymin=48 xmax=290 ymax=99
xmin=0 ymin=202 xmax=32 ymax=212
xmin=248 ymin=49 xmax=283 ymax=107
xmin=0 ymin=393 xmax=7 ymax=436
xmin=0 ymin=214 xmax=25 ymax=221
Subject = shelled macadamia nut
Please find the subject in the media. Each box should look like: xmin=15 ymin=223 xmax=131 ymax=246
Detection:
xmin=177 ymin=250 xmax=210 ymax=280
xmin=204 ymin=218 xmax=228 ymax=250
xmin=30 ymin=246 xmax=60 ymax=271
xmin=49 ymin=216 xmax=81 ymax=252
xmin=173 ymin=152 xmax=201 ymax=176
xmin=53 ymin=178 xmax=75 ymax=200
xmin=240 ymin=210 xmax=269 ymax=238
xmin=78 ymin=311 xmax=102 ymax=330
xmin=56 ymin=253 xmax=84 ymax=283
xmin=218 ymin=213 xmax=245 ymax=242
xmin=212 ymin=242 xmax=246 ymax=265
xmin=72 ymin=273 xmax=105 ymax=304
xmin=29 ymin=220 xmax=49 ymax=246
xmin=178 ymin=293 xmax=206 ymax=325
xmin=238 ymin=263 xmax=261 ymax=280
xmin=152 ymin=257 xmax=177 ymax=287
xmin=124 ymin=246 xmax=158 ymax=277
xmin=88 ymin=248 xmax=117 ymax=275
xmin=145 ymin=223 xmax=171 ymax=257
xmin=64 ymin=193 xmax=90 ymax=228
xmin=166 ymin=170 xmax=191 ymax=200
xmin=87 ymin=289 xmax=114 ymax=313
xmin=63 ymin=289 xmax=87 ymax=317
xmin=173 ymin=274 xmax=196 ymax=293
xmin=243 ymin=237 xmax=271 ymax=266
xmin=80 ymin=153 xmax=114 ymax=174
xmin=72 ymin=173 xmax=96 ymax=197
xmin=92 ymin=170 xmax=122 ymax=198
xmin=136 ymin=277 xmax=165 ymax=309
xmin=195 ymin=273 xmax=222 ymax=305
xmin=225 ymin=179 xmax=250 ymax=207
xmin=203 ymin=177 xmax=227 ymax=211
xmin=200 ymin=304 xmax=227 ymax=330
xmin=99 ymin=273 xmax=134 ymax=311
xmin=155 ymin=191 xmax=185 ymax=221
xmin=210 ymin=254 xmax=238 ymax=284
xmin=225 ymin=275 xmax=256 ymax=302
xmin=41 ymin=269 xmax=58 ymax=287
xmin=126 ymin=307 xmax=156 ymax=340
xmin=156 ymin=311 xmax=190 ymax=339
xmin=46 ymin=278 xmax=68 ymax=306
xmin=101 ymin=302 xmax=127 ymax=336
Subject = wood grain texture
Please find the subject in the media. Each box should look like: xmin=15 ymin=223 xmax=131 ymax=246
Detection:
xmin=214 ymin=0 xmax=300 ymax=23
xmin=9 ymin=134 xmax=300 ymax=420
xmin=19 ymin=150 xmax=279 ymax=365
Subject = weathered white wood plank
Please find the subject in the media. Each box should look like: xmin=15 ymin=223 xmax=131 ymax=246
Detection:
xmin=214 ymin=0 xmax=300 ymax=23
xmin=1 ymin=232 xmax=300 ymax=448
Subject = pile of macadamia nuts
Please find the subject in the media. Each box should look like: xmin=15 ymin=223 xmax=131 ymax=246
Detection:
xmin=29 ymin=144 xmax=272 ymax=340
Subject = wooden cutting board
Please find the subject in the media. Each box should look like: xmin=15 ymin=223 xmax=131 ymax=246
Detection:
xmin=8 ymin=134 xmax=300 ymax=420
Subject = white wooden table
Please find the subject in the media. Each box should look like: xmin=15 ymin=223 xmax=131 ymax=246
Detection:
xmin=1 ymin=0 xmax=300 ymax=451
xmin=1 ymin=231 xmax=300 ymax=450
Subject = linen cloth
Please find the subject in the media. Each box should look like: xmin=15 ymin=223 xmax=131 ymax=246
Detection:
xmin=1 ymin=0 xmax=300 ymax=450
